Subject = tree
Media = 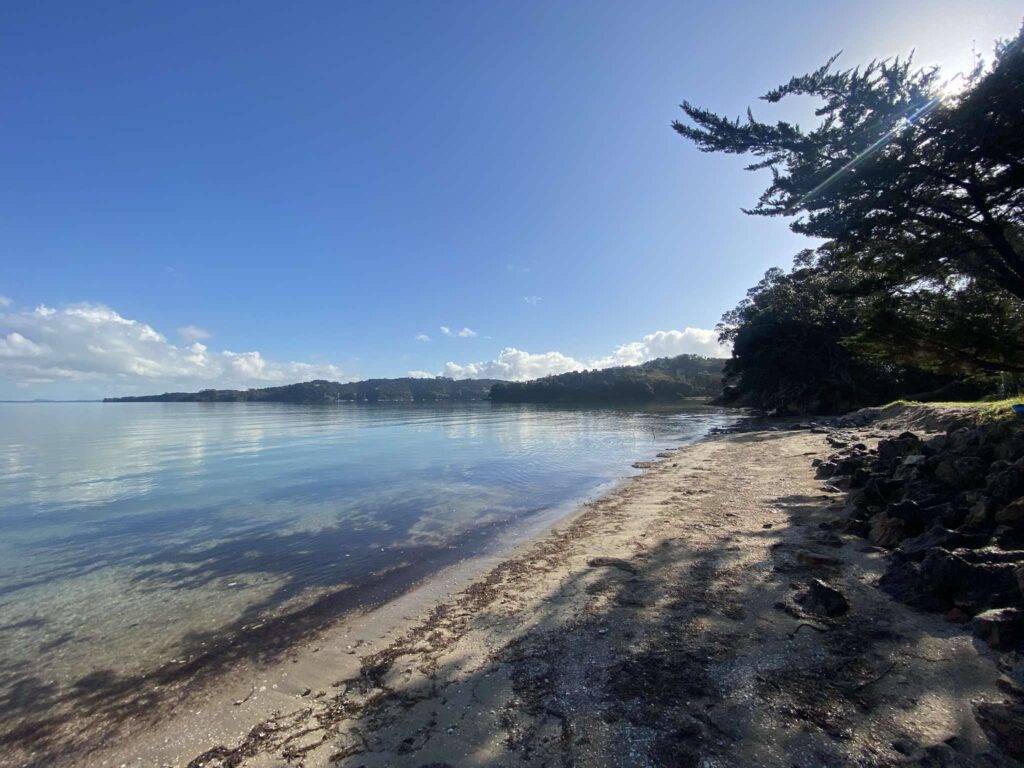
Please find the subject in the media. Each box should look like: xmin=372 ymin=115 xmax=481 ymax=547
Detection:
xmin=850 ymin=278 xmax=1024 ymax=375
xmin=674 ymin=28 xmax=1024 ymax=301
xmin=717 ymin=251 xmax=951 ymax=413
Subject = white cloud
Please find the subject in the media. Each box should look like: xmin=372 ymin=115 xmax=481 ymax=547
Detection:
xmin=445 ymin=348 xmax=584 ymax=381
xmin=415 ymin=333 xmax=431 ymax=342
xmin=0 ymin=295 xmax=11 ymax=307
xmin=0 ymin=303 xmax=345 ymax=392
xmin=590 ymin=328 xmax=729 ymax=368
xmin=406 ymin=370 xmax=435 ymax=379
xmin=441 ymin=325 xmax=477 ymax=338
xmin=524 ymin=296 xmax=542 ymax=305
xmin=177 ymin=324 xmax=211 ymax=342
xmin=439 ymin=327 xmax=730 ymax=382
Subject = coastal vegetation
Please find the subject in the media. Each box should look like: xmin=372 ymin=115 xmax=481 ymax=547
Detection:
xmin=488 ymin=354 xmax=724 ymax=403
xmin=106 ymin=354 xmax=725 ymax=405
xmin=676 ymin=27 xmax=1024 ymax=414
xmin=104 ymin=377 xmax=499 ymax=403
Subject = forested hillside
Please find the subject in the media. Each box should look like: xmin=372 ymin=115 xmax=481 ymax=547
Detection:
xmin=105 ymin=377 xmax=498 ymax=403
xmin=488 ymin=355 xmax=724 ymax=403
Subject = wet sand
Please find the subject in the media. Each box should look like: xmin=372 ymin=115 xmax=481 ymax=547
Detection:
xmin=32 ymin=426 xmax=1021 ymax=766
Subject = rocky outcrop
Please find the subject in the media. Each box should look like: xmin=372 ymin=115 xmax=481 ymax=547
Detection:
xmin=813 ymin=410 xmax=1024 ymax=763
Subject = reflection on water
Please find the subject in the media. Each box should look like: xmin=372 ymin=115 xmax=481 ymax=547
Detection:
xmin=0 ymin=401 xmax=736 ymax=737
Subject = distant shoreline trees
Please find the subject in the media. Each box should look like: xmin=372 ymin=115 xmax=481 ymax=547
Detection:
xmin=489 ymin=355 xmax=724 ymax=403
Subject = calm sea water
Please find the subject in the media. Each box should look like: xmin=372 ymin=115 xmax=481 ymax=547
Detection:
xmin=0 ymin=401 xmax=736 ymax=728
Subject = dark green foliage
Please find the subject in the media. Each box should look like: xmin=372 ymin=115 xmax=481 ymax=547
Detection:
xmin=717 ymin=254 xmax=953 ymax=413
xmin=674 ymin=29 xmax=1024 ymax=302
xmin=675 ymin=25 xmax=1024 ymax=408
xmin=851 ymin=280 xmax=1024 ymax=376
xmin=488 ymin=355 xmax=724 ymax=404
xmin=105 ymin=377 xmax=499 ymax=403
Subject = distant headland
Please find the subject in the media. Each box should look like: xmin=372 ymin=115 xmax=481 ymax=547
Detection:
xmin=104 ymin=354 xmax=726 ymax=404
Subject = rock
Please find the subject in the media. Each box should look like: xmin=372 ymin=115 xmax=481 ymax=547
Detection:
xmin=864 ymin=476 xmax=904 ymax=505
xmin=898 ymin=526 xmax=962 ymax=563
xmin=796 ymin=578 xmax=850 ymax=617
xmin=843 ymin=519 xmax=871 ymax=538
xmin=902 ymin=454 xmax=927 ymax=467
xmin=994 ymin=525 xmax=1024 ymax=549
xmin=796 ymin=550 xmax=842 ymax=569
xmin=888 ymin=499 xmax=929 ymax=528
xmin=814 ymin=531 xmax=844 ymax=548
xmin=879 ymin=435 xmax=919 ymax=461
xmin=815 ymin=461 xmax=838 ymax=479
xmin=974 ymin=701 xmax=1024 ymax=760
xmin=964 ymin=494 xmax=994 ymax=528
xmin=987 ymin=462 xmax=1024 ymax=504
xmin=996 ymin=497 xmax=1024 ymax=528
xmin=998 ymin=674 xmax=1024 ymax=697
xmin=891 ymin=737 xmax=917 ymax=756
xmin=946 ymin=607 xmax=971 ymax=624
xmin=834 ymin=457 xmax=865 ymax=476
xmin=869 ymin=512 xmax=909 ymax=548
xmin=999 ymin=652 xmax=1024 ymax=685
xmin=850 ymin=467 xmax=872 ymax=488
xmin=973 ymin=608 xmax=1024 ymax=651
xmin=934 ymin=456 xmax=986 ymax=491
xmin=881 ymin=548 xmax=1024 ymax=614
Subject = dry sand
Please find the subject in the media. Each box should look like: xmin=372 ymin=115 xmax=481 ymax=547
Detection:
xmin=64 ymin=428 xmax=1022 ymax=766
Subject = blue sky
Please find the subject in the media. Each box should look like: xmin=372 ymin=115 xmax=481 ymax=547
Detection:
xmin=1 ymin=1 xmax=1020 ymax=398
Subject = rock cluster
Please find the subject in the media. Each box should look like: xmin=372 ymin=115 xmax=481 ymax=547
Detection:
xmin=816 ymin=417 xmax=1024 ymax=759
xmin=817 ymin=424 xmax=1024 ymax=622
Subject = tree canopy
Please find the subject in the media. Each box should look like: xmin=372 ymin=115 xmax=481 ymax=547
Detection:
xmin=674 ymin=29 xmax=1024 ymax=301
xmin=716 ymin=251 xmax=953 ymax=413
xmin=676 ymin=25 xmax=1024 ymax=408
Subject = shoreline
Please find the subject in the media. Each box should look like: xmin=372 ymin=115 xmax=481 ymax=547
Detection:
xmin=19 ymin=416 xmax=1019 ymax=767
xmin=3 ymin=432 xmax=697 ymax=768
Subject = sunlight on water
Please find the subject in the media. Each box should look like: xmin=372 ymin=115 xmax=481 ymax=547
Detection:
xmin=0 ymin=401 xmax=737 ymax=720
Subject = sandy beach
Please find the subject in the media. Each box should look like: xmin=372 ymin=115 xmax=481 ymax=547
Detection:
xmin=27 ymin=418 xmax=1019 ymax=767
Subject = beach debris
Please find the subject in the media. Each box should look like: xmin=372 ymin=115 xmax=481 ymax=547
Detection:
xmin=587 ymin=557 xmax=639 ymax=575
xmin=233 ymin=686 xmax=256 ymax=706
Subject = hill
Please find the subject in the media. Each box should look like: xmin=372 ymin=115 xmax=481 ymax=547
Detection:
xmin=104 ymin=377 xmax=499 ymax=403
xmin=488 ymin=354 xmax=725 ymax=403
xmin=105 ymin=355 xmax=726 ymax=405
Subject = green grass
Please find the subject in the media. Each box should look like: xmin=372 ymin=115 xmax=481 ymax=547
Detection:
xmin=881 ymin=397 xmax=1021 ymax=423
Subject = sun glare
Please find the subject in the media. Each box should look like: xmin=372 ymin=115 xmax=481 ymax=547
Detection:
xmin=938 ymin=72 xmax=968 ymax=101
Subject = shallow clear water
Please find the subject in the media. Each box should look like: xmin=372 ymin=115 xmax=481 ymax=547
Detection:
xmin=0 ymin=401 xmax=736 ymax=721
